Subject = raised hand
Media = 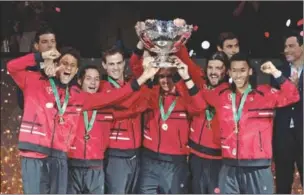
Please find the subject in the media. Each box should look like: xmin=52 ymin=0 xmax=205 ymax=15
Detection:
xmin=171 ymin=56 xmax=190 ymax=80
xmin=44 ymin=60 xmax=64 ymax=77
xmin=173 ymin=18 xmax=186 ymax=27
xmin=260 ymin=61 xmax=279 ymax=75
xmin=41 ymin=48 xmax=61 ymax=60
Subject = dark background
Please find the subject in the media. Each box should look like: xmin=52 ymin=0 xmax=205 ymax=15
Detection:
xmin=0 ymin=1 xmax=303 ymax=194
xmin=1 ymin=1 xmax=303 ymax=58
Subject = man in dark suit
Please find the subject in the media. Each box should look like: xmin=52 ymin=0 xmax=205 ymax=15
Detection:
xmin=272 ymin=30 xmax=303 ymax=194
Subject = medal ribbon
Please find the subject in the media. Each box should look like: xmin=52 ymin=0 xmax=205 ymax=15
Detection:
xmin=49 ymin=78 xmax=69 ymax=116
xmin=108 ymin=76 xmax=121 ymax=88
xmin=205 ymin=85 xmax=214 ymax=121
xmin=159 ymin=96 xmax=177 ymax=121
xmin=83 ymin=110 xmax=97 ymax=133
xmin=205 ymin=108 xmax=214 ymax=121
xmin=231 ymin=84 xmax=252 ymax=125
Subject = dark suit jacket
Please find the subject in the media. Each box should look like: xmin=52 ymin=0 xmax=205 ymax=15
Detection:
xmin=271 ymin=62 xmax=303 ymax=135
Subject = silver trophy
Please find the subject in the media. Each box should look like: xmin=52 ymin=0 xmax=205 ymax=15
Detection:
xmin=135 ymin=19 xmax=198 ymax=67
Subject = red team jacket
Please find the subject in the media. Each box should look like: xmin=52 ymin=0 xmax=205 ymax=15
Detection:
xmin=98 ymin=77 xmax=143 ymax=157
xmin=188 ymin=85 xmax=222 ymax=160
xmin=7 ymin=53 xmax=142 ymax=159
xmin=129 ymin=48 xmax=207 ymax=160
xmin=192 ymin=77 xmax=300 ymax=166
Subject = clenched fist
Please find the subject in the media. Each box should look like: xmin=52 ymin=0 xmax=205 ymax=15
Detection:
xmin=260 ymin=61 xmax=279 ymax=75
xmin=41 ymin=48 xmax=61 ymax=60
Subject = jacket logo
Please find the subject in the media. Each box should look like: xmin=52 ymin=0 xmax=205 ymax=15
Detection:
xmin=45 ymin=102 xmax=54 ymax=108
xmin=46 ymin=86 xmax=53 ymax=94
xmin=270 ymin=88 xmax=278 ymax=94
xmin=228 ymin=93 xmax=232 ymax=100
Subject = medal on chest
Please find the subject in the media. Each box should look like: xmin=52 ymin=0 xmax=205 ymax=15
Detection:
xmin=49 ymin=78 xmax=70 ymax=125
xmin=159 ymin=96 xmax=178 ymax=131
xmin=231 ymin=85 xmax=252 ymax=134
xmin=83 ymin=110 xmax=97 ymax=141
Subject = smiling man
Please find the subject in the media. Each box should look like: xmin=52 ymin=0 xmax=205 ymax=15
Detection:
xmin=100 ymin=46 xmax=143 ymax=194
xmin=190 ymin=53 xmax=300 ymax=194
xmin=16 ymin=25 xmax=57 ymax=110
xmin=188 ymin=51 xmax=229 ymax=194
xmin=272 ymin=30 xmax=303 ymax=193
xmin=217 ymin=32 xmax=240 ymax=59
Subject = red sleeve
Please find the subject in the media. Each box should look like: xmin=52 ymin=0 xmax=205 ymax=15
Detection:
xmin=175 ymin=80 xmax=207 ymax=114
xmin=6 ymin=53 xmax=40 ymax=89
xmin=114 ymin=85 xmax=150 ymax=109
xmin=129 ymin=52 xmax=144 ymax=78
xmin=176 ymin=45 xmax=206 ymax=89
xmin=82 ymin=79 xmax=142 ymax=110
xmin=212 ymin=116 xmax=221 ymax=146
xmin=269 ymin=77 xmax=300 ymax=107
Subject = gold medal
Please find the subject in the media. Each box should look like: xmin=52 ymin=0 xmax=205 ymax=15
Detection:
xmin=162 ymin=123 xmax=168 ymax=131
xmin=207 ymin=121 xmax=211 ymax=129
xmin=59 ymin=116 xmax=65 ymax=124
xmin=84 ymin=134 xmax=90 ymax=141
xmin=234 ymin=126 xmax=239 ymax=134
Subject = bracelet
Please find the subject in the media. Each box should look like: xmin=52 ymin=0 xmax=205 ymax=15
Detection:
xmin=183 ymin=77 xmax=192 ymax=82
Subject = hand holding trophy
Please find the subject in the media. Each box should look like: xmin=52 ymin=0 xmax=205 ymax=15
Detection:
xmin=135 ymin=18 xmax=198 ymax=68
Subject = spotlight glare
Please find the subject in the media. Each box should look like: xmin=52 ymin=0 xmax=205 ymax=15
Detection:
xmin=201 ymin=41 xmax=210 ymax=50
xmin=286 ymin=19 xmax=291 ymax=27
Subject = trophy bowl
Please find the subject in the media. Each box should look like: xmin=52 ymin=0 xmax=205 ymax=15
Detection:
xmin=135 ymin=19 xmax=198 ymax=68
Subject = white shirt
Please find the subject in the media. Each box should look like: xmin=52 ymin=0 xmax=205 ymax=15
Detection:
xmin=289 ymin=63 xmax=303 ymax=128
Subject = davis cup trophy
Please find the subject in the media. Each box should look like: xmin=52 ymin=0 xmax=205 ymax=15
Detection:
xmin=135 ymin=19 xmax=198 ymax=67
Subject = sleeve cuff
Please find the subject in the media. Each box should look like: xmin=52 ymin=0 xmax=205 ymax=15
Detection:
xmin=145 ymin=79 xmax=153 ymax=88
xmin=172 ymin=72 xmax=182 ymax=83
xmin=131 ymin=79 xmax=140 ymax=91
xmin=134 ymin=48 xmax=144 ymax=57
xmin=188 ymin=85 xmax=199 ymax=96
xmin=275 ymin=74 xmax=286 ymax=85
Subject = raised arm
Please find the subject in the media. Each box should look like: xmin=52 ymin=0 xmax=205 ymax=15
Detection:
xmin=129 ymin=41 xmax=145 ymax=78
xmin=83 ymin=65 xmax=159 ymax=110
xmin=261 ymin=61 xmax=300 ymax=107
xmin=7 ymin=53 xmax=43 ymax=89
xmin=7 ymin=49 xmax=60 ymax=89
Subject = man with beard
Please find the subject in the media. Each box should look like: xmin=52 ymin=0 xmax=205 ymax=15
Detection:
xmin=217 ymin=32 xmax=240 ymax=59
xmin=17 ymin=25 xmax=57 ymax=110
xmin=272 ymin=30 xmax=303 ymax=193
xmin=134 ymin=56 xmax=205 ymax=194
xmin=191 ymin=53 xmax=300 ymax=194
xmin=7 ymin=47 xmax=157 ymax=194
xmin=188 ymin=51 xmax=229 ymax=194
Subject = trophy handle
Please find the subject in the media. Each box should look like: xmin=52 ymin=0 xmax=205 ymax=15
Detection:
xmin=139 ymin=33 xmax=154 ymax=50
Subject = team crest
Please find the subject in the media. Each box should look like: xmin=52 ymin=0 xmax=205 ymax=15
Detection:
xmin=270 ymin=88 xmax=278 ymax=94
xmin=46 ymin=86 xmax=53 ymax=94
xmin=228 ymin=93 xmax=232 ymax=100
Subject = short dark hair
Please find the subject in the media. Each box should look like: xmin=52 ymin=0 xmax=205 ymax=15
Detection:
xmin=229 ymin=52 xmax=251 ymax=69
xmin=217 ymin=32 xmax=239 ymax=48
xmin=34 ymin=24 xmax=56 ymax=43
xmin=102 ymin=46 xmax=125 ymax=63
xmin=204 ymin=51 xmax=230 ymax=86
xmin=208 ymin=51 xmax=229 ymax=69
xmin=55 ymin=47 xmax=81 ymax=68
xmin=78 ymin=65 xmax=100 ymax=81
xmin=229 ymin=52 xmax=257 ymax=90
xmin=283 ymin=29 xmax=303 ymax=46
